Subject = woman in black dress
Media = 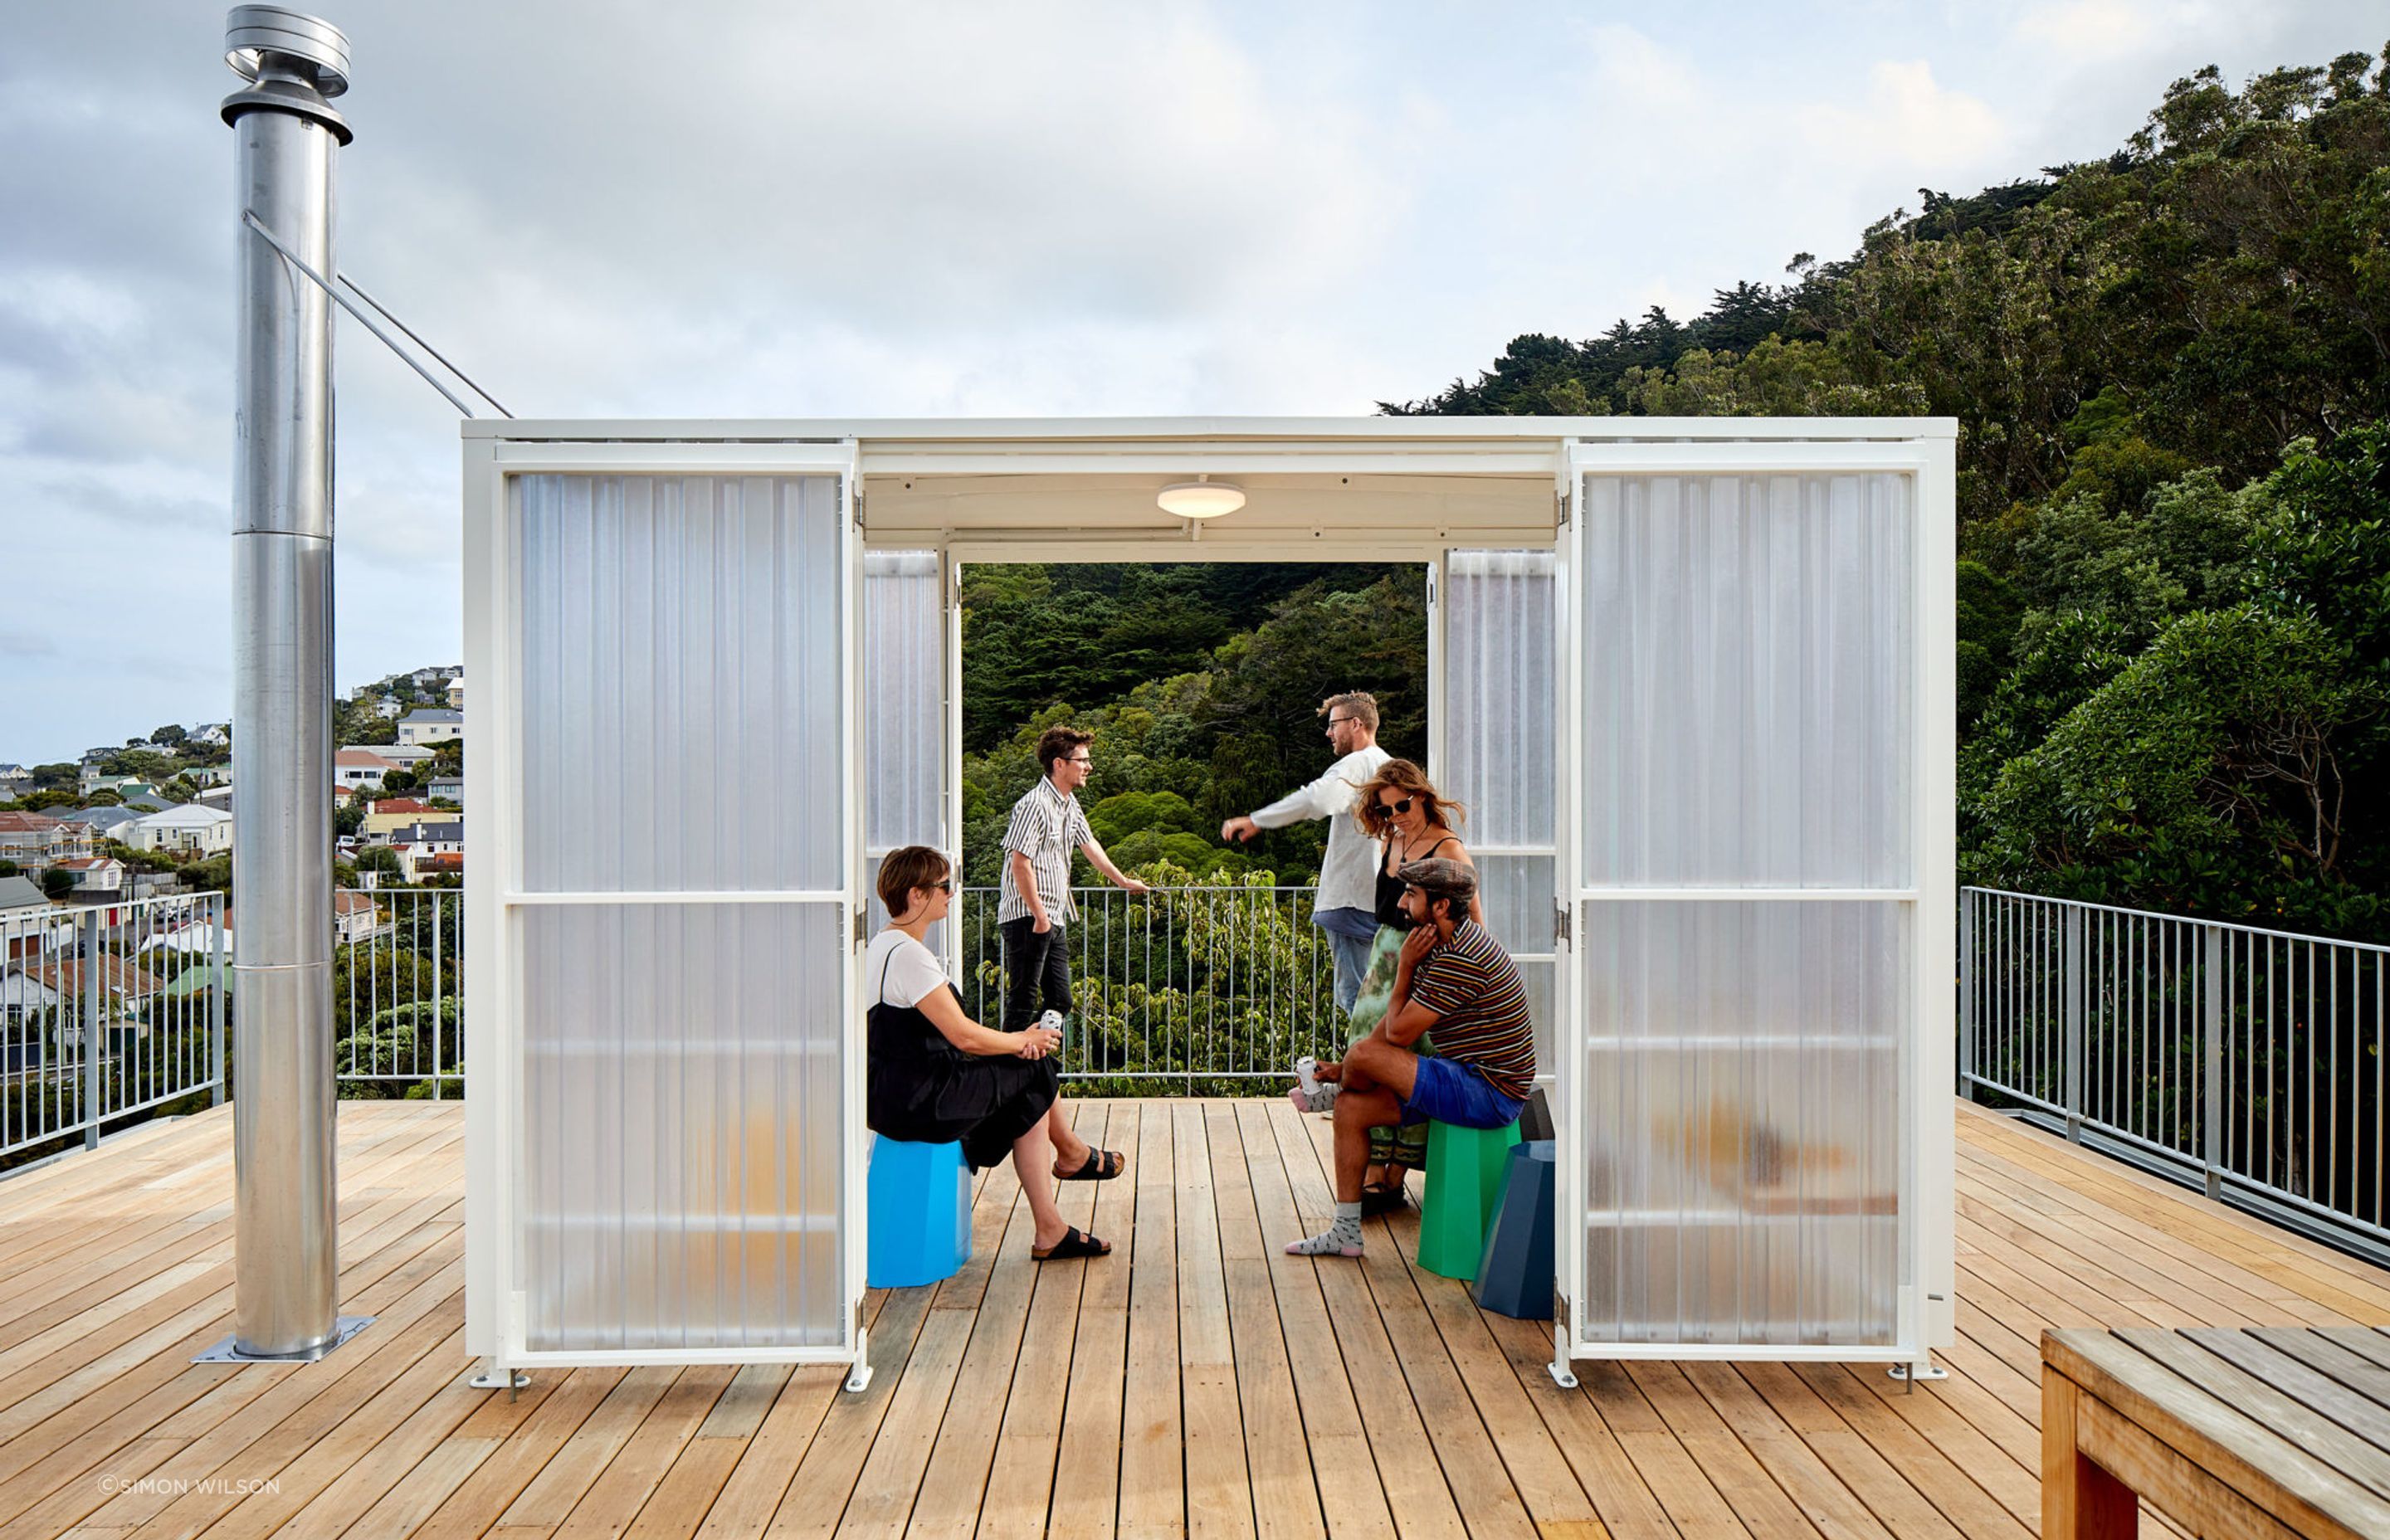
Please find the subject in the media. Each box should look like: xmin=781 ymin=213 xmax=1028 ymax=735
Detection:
xmin=865 ymin=846 xmax=1117 ymax=1260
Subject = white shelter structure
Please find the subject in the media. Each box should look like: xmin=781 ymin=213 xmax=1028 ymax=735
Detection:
xmin=461 ymin=417 xmax=1956 ymax=1389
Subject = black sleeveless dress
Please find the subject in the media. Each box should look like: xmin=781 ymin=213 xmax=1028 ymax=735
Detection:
xmin=865 ymin=938 xmax=1060 ymax=1172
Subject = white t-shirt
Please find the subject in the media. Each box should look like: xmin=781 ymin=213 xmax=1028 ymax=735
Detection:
xmin=864 ymin=929 xmax=950 ymax=1010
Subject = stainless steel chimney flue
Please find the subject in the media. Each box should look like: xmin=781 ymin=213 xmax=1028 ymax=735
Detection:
xmin=220 ymin=5 xmax=350 ymax=1362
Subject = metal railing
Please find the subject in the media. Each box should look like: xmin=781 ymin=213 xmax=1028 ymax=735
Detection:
xmin=2 ymin=890 xmax=226 ymax=1160
xmin=334 ymin=886 xmax=461 ymax=1096
xmin=1961 ymin=887 xmax=2390 ymax=1261
xmin=958 ymin=884 xmax=1346 ymax=1089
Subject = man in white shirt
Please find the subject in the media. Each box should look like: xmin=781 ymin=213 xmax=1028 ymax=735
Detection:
xmin=1222 ymin=691 xmax=1391 ymax=1015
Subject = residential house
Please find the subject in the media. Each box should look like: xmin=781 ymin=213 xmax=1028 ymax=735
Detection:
xmin=128 ymin=805 xmax=232 ymax=857
xmin=0 ymin=811 xmax=92 ymax=871
xmin=0 ymin=764 xmax=29 ymax=797
xmin=51 ymin=857 xmax=128 ymax=902
xmin=389 ymin=822 xmax=464 ymax=881
xmin=140 ymin=916 xmax=229 ymax=961
xmin=335 ymin=749 xmax=398 ymax=792
xmin=61 ymin=805 xmax=147 ymax=844
xmin=446 ymin=675 xmax=465 ymax=711
xmin=427 ymin=776 xmax=464 ymax=807
xmin=192 ymin=724 xmax=230 ymax=748
xmin=361 ymin=800 xmax=461 ymax=842
xmin=195 ymin=784 xmax=232 ymax=810
xmin=413 ymin=851 xmax=462 ymax=881
xmin=182 ymin=765 xmax=232 ymax=787
xmin=398 ymin=709 xmax=463 ymax=748
xmin=344 ymin=742 xmax=434 ymax=768
xmin=334 ymin=890 xmax=381 ymax=945
xmin=372 ymin=697 xmax=403 ymax=720
xmin=0 ymin=954 xmax=166 ymax=1027
xmin=0 ymin=875 xmax=50 ymax=925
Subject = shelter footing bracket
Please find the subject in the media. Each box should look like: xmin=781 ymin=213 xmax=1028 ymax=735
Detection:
xmin=1888 ymin=1357 xmax=1948 ymax=1387
xmin=193 ymin=1314 xmax=373 ymax=1364
xmin=471 ymin=1363 xmax=532 ymax=1395
xmin=846 ymin=1328 xmax=874 ymax=1393
xmin=1547 ymin=1326 xmax=1578 ymax=1390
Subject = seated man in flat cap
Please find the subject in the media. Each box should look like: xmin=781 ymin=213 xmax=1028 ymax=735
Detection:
xmin=1286 ymin=856 xmax=1536 ymax=1257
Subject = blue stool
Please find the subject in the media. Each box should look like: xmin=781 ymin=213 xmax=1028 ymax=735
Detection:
xmin=1471 ymin=1139 xmax=1557 ymax=1319
xmin=866 ymin=1136 xmax=972 ymax=1289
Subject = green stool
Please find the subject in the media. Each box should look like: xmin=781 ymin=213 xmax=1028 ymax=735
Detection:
xmin=1416 ymin=1119 xmax=1521 ymax=1280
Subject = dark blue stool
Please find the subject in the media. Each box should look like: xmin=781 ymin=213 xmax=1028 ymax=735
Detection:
xmin=866 ymin=1135 xmax=972 ymax=1289
xmin=1471 ymin=1138 xmax=1555 ymax=1319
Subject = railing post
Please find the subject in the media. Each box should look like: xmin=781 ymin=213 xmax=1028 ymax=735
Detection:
xmin=1958 ymin=889 xmax=1975 ymax=1099
xmin=2063 ymin=904 xmax=2085 ymax=1143
xmin=82 ymin=908 xmax=104 ymax=1150
xmin=2203 ymin=924 xmax=2225 ymax=1201
xmin=212 ymin=894 xmax=227 ymax=1106
xmin=432 ymin=892 xmax=443 ymax=1099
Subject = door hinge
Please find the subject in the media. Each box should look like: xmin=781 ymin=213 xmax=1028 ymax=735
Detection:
xmin=1556 ymin=489 xmax=1572 ymax=529
xmin=1554 ymin=904 xmax=1571 ymax=947
xmin=853 ymin=910 xmax=867 ymax=947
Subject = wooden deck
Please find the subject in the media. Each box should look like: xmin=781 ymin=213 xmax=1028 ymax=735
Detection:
xmin=2 ymin=1099 xmax=2388 ymax=1540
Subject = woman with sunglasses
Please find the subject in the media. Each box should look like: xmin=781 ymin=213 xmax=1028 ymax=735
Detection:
xmin=1313 ymin=760 xmax=1482 ymax=1211
xmin=866 ymin=845 xmax=1115 ymax=1260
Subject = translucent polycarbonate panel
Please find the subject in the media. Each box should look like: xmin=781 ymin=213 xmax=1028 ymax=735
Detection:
xmin=521 ymin=903 xmax=845 ymax=1352
xmin=1578 ymin=474 xmax=1911 ymax=888
xmin=1446 ymin=549 xmax=1558 ymax=1079
xmin=1578 ymin=901 xmax=1907 ymax=1347
xmin=1445 ymin=550 xmax=1557 ymax=848
xmin=517 ymin=475 xmax=844 ymax=893
xmin=865 ymin=550 xmax=946 ymax=935
xmin=1475 ymin=854 xmax=1555 ymax=954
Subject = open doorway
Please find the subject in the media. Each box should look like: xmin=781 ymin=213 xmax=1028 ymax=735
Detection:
xmin=953 ymin=560 xmax=1427 ymax=1095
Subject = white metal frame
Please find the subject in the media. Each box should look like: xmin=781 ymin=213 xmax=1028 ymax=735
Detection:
xmin=464 ymin=439 xmax=872 ymax=1382
xmin=1550 ymin=434 xmax=1955 ymax=1379
xmin=462 ymin=417 xmax=1954 ymax=1382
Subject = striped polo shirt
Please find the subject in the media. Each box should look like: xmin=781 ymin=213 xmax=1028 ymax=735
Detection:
xmin=1408 ymin=919 xmax=1538 ymax=1101
xmin=997 ymin=776 xmax=1092 ymax=925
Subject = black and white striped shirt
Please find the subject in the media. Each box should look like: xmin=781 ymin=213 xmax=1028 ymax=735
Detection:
xmin=997 ymin=777 xmax=1092 ymax=925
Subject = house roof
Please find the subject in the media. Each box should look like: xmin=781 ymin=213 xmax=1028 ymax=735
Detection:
xmin=61 ymin=807 xmax=144 ymax=831
xmin=334 ymin=892 xmax=376 ymax=915
xmin=0 ymin=811 xmax=65 ymax=835
xmin=136 ymin=805 xmax=232 ymax=830
xmin=335 ymin=749 xmax=396 ymax=770
xmin=390 ymin=822 xmax=461 ymax=843
xmin=11 ymin=955 xmax=166 ymax=998
xmin=53 ymin=857 xmax=121 ymax=872
xmin=401 ymin=709 xmax=462 ymax=724
xmin=419 ymin=853 xmax=463 ymax=872
xmin=0 ymin=875 xmax=47 ymax=910
xmin=370 ymin=797 xmax=432 ymax=814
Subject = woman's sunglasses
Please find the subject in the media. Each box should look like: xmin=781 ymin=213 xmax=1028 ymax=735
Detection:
xmin=1378 ymin=796 xmax=1416 ymax=816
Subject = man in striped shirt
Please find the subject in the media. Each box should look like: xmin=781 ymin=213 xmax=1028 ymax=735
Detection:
xmin=1287 ymin=857 xmax=1535 ymax=1258
xmin=998 ymin=726 xmax=1149 ymax=1036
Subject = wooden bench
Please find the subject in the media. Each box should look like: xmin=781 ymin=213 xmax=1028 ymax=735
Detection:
xmin=2042 ymin=1326 xmax=2390 ymax=1538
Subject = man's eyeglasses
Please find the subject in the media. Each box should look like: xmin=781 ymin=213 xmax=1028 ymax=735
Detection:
xmin=1067 ymin=755 xmax=1092 ymax=766
xmin=1326 ymin=716 xmax=1357 ymax=729
xmin=1378 ymin=796 xmax=1415 ymax=816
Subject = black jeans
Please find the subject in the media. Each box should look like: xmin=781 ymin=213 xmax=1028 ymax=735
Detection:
xmin=998 ymin=916 xmax=1072 ymax=1031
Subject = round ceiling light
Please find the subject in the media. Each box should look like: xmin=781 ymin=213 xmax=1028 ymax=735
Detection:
xmin=1157 ymin=479 xmax=1246 ymax=519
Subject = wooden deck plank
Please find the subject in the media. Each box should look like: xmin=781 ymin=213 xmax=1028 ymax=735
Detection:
xmin=1116 ymin=1094 xmax=1184 ymax=1540
xmin=1264 ymin=1102 xmax=1465 ymax=1540
xmin=1232 ymin=1101 xmax=1397 ymax=1540
xmin=1048 ymin=1103 xmax=1139 ymax=1540
xmin=5 ymin=1099 xmax=2390 ymax=1540
xmin=975 ymin=1103 xmax=1109 ymax=1540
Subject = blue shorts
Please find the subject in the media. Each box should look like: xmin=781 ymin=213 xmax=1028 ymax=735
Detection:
xmin=1398 ymin=1055 xmax=1524 ymax=1131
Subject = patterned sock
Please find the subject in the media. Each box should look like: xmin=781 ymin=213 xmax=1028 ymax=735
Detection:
xmin=1287 ymin=1080 xmax=1339 ymax=1114
xmin=1285 ymin=1201 xmax=1364 ymax=1257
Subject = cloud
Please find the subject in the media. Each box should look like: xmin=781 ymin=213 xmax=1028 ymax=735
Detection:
xmin=1799 ymin=60 xmax=2011 ymax=175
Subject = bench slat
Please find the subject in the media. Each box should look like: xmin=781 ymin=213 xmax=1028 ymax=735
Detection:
xmin=2144 ymin=1331 xmax=2390 ymax=1501
xmin=2044 ymin=1328 xmax=2390 ymax=1538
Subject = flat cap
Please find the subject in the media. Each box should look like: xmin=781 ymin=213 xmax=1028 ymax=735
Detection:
xmin=1396 ymin=855 xmax=1476 ymax=904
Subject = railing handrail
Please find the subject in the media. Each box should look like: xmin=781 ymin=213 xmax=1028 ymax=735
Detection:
xmin=1962 ymin=885 xmax=2390 ymax=956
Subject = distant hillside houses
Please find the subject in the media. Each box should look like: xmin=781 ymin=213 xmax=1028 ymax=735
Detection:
xmin=398 ymin=708 xmax=462 ymax=747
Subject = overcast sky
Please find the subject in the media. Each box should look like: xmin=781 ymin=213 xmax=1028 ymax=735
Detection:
xmin=0 ymin=1 xmax=2378 ymax=767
